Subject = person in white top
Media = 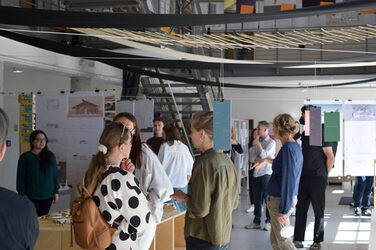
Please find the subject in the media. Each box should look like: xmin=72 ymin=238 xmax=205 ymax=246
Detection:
xmin=114 ymin=112 xmax=173 ymax=250
xmin=158 ymin=124 xmax=193 ymax=205
xmin=84 ymin=122 xmax=150 ymax=250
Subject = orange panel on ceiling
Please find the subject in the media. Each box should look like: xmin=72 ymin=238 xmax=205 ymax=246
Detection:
xmin=240 ymin=5 xmax=254 ymax=14
xmin=280 ymin=3 xmax=295 ymax=11
xmin=360 ymin=8 xmax=375 ymax=14
xmin=320 ymin=1 xmax=333 ymax=5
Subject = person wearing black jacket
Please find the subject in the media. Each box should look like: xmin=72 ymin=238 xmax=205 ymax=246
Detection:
xmin=0 ymin=108 xmax=39 ymax=250
xmin=293 ymin=105 xmax=337 ymax=250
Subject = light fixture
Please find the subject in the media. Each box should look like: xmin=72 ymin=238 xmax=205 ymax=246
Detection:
xmin=12 ymin=68 xmax=23 ymax=73
xmin=284 ymin=61 xmax=376 ymax=69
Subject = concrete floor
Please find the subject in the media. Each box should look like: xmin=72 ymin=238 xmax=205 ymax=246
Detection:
xmin=51 ymin=180 xmax=371 ymax=250
xmin=231 ymin=181 xmax=370 ymax=250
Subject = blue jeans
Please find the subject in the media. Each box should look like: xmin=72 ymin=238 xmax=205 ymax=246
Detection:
xmin=186 ymin=237 xmax=229 ymax=250
xmin=353 ymin=176 xmax=374 ymax=210
xmin=252 ymin=175 xmax=271 ymax=224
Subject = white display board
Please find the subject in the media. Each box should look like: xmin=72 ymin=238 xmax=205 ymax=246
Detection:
xmin=344 ymin=100 xmax=376 ymax=176
xmin=36 ymin=91 xmax=104 ymax=186
xmin=305 ymin=100 xmax=343 ymax=177
xmin=117 ymin=99 xmax=154 ymax=142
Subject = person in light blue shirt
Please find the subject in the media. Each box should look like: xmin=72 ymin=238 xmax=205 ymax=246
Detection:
xmin=245 ymin=121 xmax=276 ymax=231
xmin=253 ymin=114 xmax=303 ymax=250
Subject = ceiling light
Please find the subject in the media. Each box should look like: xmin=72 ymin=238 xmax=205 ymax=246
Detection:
xmin=12 ymin=68 xmax=23 ymax=73
xmin=284 ymin=62 xmax=376 ymax=69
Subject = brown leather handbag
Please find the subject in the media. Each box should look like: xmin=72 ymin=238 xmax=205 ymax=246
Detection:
xmin=70 ymin=183 xmax=123 ymax=250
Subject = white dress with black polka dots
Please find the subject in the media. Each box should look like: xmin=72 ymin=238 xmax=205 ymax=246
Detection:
xmin=93 ymin=165 xmax=150 ymax=250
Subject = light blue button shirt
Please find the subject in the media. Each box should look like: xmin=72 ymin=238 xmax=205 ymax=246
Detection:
xmin=249 ymin=135 xmax=276 ymax=178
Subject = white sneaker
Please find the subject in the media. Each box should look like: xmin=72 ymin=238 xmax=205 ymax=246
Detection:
xmin=263 ymin=222 xmax=271 ymax=231
xmin=246 ymin=206 xmax=255 ymax=213
xmin=355 ymin=207 xmax=361 ymax=216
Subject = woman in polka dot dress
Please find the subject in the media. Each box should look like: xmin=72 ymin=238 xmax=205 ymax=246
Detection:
xmin=85 ymin=122 xmax=150 ymax=250
xmin=114 ymin=112 xmax=174 ymax=250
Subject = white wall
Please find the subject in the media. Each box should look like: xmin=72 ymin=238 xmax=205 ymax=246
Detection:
xmin=225 ymin=75 xmax=376 ymax=124
xmin=0 ymin=66 xmax=121 ymax=191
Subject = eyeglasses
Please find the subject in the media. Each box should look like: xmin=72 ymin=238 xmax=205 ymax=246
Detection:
xmin=35 ymin=138 xmax=46 ymax=142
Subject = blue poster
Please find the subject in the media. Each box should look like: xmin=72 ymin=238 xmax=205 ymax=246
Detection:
xmin=213 ymin=100 xmax=231 ymax=150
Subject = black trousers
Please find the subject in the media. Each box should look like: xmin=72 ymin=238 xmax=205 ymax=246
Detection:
xmin=294 ymin=175 xmax=327 ymax=243
xmin=30 ymin=197 xmax=53 ymax=216
xmin=248 ymin=168 xmax=255 ymax=204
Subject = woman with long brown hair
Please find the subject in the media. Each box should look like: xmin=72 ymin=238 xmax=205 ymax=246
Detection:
xmin=158 ymin=123 xmax=193 ymax=210
xmin=85 ymin=122 xmax=150 ymax=250
xmin=114 ymin=112 xmax=173 ymax=250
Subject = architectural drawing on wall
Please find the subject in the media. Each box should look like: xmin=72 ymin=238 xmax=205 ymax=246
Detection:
xmin=19 ymin=93 xmax=35 ymax=154
xmin=344 ymin=104 xmax=376 ymax=121
xmin=104 ymin=93 xmax=116 ymax=125
xmin=344 ymin=101 xmax=376 ymax=176
xmin=68 ymin=95 xmax=104 ymax=118
xmin=36 ymin=91 xmax=104 ymax=187
xmin=304 ymin=100 xmax=343 ymax=177
xmin=57 ymin=161 xmax=67 ymax=185
xmin=46 ymin=123 xmax=59 ymax=129
xmin=46 ymin=99 xmax=59 ymax=110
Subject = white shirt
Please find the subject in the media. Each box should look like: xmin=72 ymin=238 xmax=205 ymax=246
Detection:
xmin=158 ymin=140 xmax=194 ymax=188
xmin=249 ymin=135 xmax=276 ymax=178
xmin=134 ymin=143 xmax=174 ymax=223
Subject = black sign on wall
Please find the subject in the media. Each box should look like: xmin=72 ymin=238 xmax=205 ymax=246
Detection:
xmin=303 ymin=0 xmax=335 ymax=8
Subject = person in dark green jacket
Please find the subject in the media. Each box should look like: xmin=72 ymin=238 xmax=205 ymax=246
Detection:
xmin=171 ymin=111 xmax=239 ymax=250
xmin=17 ymin=130 xmax=60 ymax=216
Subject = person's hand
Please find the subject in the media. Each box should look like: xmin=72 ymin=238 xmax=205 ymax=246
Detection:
xmin=121 ymin=158 xmax=135 ymax=172
xmin=277 ymin=213 xmax=287 ymax=224
xmin=242 ymin=170 xmax=246 ymax=177
xmin=53 ymin=193 xmax=59 ymax=204
xmin=170 ymin=190 xmax=187 ymax=202
xmin=146 ymin=194 xmax=152 ymax=204
xmin=253 ymin=134 xmax=260 ymax=144
xmin=231 ymin=139 xmax=238 ymax=145
xmin=251 ymin=159 xmax=266 ymax=173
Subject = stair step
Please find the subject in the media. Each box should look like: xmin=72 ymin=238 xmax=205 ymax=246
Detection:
xmin=146 ymin=93 xmax=201 ymax=98
xmin=146 ymin=83 xmax=196 ymax=88
xmin=154 ymin=102 xmax=202 ymax=106
xmin=165 ymin=118 xmax=192 ymax=123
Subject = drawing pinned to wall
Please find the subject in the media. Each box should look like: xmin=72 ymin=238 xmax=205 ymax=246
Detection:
xmin=344 ymin=101 xmax=376 ymax=176
xmin=104 ymin=93 xmax=116 ymax=126
xmin=37 ymin=91 xmax=104 ymax=187
xmin=68 ymin=95 xmax=104 ymax=118
xmin=19 ymin=93 xmax=35 ymax=154
xmin=46 ymin=98 xmax=60 ymax=110
xmin=344 ymin=104 xmax=376 ymax=121
xmin=57 ymin=161 xmax=67 ymax=186
xmin=36 ymin=93 xmax=68 ymax=162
